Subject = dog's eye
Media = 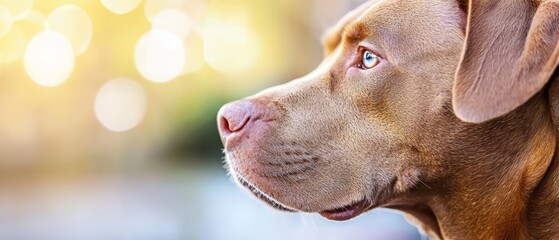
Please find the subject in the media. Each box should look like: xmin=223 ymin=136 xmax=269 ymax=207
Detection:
xmin=362 ymin=50 xmax=380 ymax=69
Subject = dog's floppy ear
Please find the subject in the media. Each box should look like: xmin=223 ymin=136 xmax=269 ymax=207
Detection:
xmin=452 ymin=0 xmax=559 ymax=123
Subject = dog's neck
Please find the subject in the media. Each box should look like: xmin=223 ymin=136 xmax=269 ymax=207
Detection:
xmin=526 ymin=80 xmax=559 ymax=239
xmin=525 ymin=146 xmax=559 ymax=239
xmin=396 ymin=93 xmax=559 ymax=240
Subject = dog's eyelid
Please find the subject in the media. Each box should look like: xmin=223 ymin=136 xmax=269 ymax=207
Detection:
xmin=357 ymin=44 xmax=386 ymax=62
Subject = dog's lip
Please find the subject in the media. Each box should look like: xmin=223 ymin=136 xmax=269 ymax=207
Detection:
xmin=319 ymin=199 xmax=369 ymax=221
xmin=236 ymin=175 xmax=296 ymax=212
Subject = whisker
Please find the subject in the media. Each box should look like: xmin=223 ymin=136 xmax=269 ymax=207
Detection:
xmin=306 ymin=163 xmax=335 ymax=182
xmin=418 ymin=179 xmax=431 ymax=190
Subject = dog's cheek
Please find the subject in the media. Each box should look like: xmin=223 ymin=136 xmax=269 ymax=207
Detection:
xmin=347 ymin=72 xmax=394 ymax=117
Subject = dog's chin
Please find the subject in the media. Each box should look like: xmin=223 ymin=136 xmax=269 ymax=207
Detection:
xmin=233 ymin=172 xmax=375 ymax=221
xmin=234 ymin=172 xmax=373 ymax=220
xmin=233 ymin=173 xmax=297 ymax=212
xmin=225 ymin=154 xmax=380 ymax=221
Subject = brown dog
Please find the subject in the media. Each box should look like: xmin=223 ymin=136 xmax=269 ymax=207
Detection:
xmin=217 ymin=0 xmax=559 ymax=239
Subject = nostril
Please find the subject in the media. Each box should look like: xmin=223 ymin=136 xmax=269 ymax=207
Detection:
xmin=217 ymin=101 xmax=253 ymax=136
xmin=219 ymin=116 xmax=233 ymax=135
xmin=221 ymin=115 xmax=250 ymax=133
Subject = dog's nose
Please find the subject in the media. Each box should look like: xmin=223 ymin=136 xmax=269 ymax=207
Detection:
xmin=217 ymin=100 xmax=253 ymax=138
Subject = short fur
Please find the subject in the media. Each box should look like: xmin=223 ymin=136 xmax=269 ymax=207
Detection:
xmin=217 ymin=0 xmax=559 ymax=239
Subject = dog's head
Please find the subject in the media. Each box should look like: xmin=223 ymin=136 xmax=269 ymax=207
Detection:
xmin=217 ymin=0 xmax=559 ymax=222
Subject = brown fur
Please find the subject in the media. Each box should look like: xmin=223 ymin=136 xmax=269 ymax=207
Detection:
xmin=217 ymin=0 xmax=559 ymax=239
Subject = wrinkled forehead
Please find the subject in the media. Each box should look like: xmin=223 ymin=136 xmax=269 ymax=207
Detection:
xmin=326 ymin=0 xmax=464 ymax=59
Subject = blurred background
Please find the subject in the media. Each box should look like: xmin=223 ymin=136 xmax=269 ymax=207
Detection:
xmin=0 ymin=0 xmax=422 ymax=239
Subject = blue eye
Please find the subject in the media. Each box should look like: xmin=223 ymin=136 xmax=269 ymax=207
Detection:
xmin=362 ymin=50 xmax=380 ymax=69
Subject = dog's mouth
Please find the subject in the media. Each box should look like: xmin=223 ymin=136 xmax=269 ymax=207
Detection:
xmin=319 ymin=199 xmax=370 ymax=221
xmin=236 ymin=175 xmax=296 ymax=212
xmin=235 ymin=173 xmax=372 ymax=220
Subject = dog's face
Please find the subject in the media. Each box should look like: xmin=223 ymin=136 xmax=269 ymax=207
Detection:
xmin=218 ymin=0 xmax=559 ymax=223
xmin=218 ymin=0 xmax=465 ymax=220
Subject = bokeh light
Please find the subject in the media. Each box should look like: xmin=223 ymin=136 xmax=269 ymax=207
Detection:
xmin=0 ymin=10 xmax=44 ymax=63
xmin=24 ymin=31 xmax=75 ymax=87
xmin=0 ymin=26 xmax=25 ymax=63
xmin=21 ymin=9 xmax=45 ymax=26
xmin=46 ymin=5 xmax=93 ymax=55
xmin=0 ymin=6 xmax=12 ymax=37
xmin=0 ymin=0 xmax=33 ymax=20
xmin=182 ymin=0 xmax=208 ymax=22
xmin=182 ymin=30 xmax=205 ymax=74
xmin=135 ymin=29 xmax=185 ymax=83
xmin=151 ymin=9 xmax=192 ymax=40
xmin=100 ymin=0 xmax=143 ymax=15
xmin=144 ymin=0 xmax=185 ymax=21
xmin=202 ymin=17 xmax=261 ymax=75
xmin=94 ymin=78 xmax=147 ymax=132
